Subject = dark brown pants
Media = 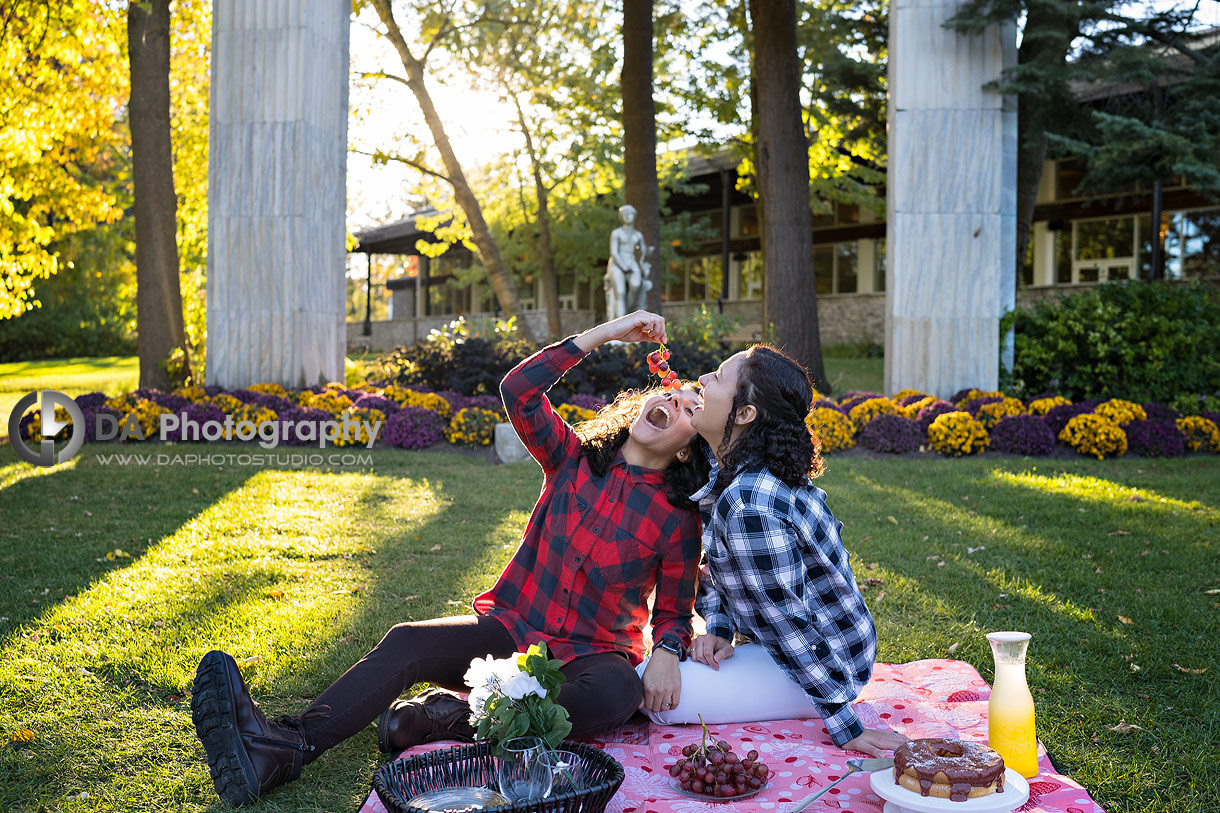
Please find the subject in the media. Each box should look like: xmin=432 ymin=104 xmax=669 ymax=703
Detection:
xmin=298 ymin=615 xmax=643 ymax=757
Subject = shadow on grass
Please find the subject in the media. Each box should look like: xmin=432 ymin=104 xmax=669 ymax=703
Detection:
xmin=0 ymin=449 xmax=536 ymax=812
xmin=828 ymin=457 xmax=1217 ymax=813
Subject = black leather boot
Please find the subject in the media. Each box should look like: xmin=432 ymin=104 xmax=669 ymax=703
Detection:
xmin=377 ymin=688 xmax=476 ymax=753
xmin=191 ymin=650 xmax=321 ymax=806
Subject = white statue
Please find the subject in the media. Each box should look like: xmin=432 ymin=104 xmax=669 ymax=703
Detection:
xmin=604 ymin=204 xmax=653 ymax=320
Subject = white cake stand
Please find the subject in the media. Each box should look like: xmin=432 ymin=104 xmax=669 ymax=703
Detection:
xmin=869 ymin=768 xmax=1029 ymax=813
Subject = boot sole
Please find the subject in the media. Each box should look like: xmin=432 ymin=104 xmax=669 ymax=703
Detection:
xmin=191 ymin=651 xmax=260 ymax=806
xmin=376 ymin=705 xmax=396 ymax=754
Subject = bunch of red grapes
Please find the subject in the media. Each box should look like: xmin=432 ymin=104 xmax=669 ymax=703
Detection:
xmin=647 ymin=346 xmax=682 ymax=390
xmin=667 ymin=737 xmax=771 ymax=799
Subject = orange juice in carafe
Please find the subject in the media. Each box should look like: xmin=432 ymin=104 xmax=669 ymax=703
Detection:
xmin=987 ymin=631 xmax=1039 ymax=778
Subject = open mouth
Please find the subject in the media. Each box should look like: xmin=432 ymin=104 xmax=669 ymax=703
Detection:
xmin=645 ymin=404 xmax=671 ymax=430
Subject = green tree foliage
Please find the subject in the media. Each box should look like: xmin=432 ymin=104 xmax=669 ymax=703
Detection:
xmin=1003 ymin=281 xmax=1220 ymax=403
xmin=0 ymin=220 xmax=137 ymax=361
xmin=666 ymin=0 xmax=887 ymax=215
xmin=0 ymin=0 xmax=210 ymax=363
xmin=947 ymin=2 xmax=1220 ymax=278
xmin=0 ymin=1 xmax=128 ymax=319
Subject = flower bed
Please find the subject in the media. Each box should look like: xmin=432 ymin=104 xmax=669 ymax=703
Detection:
xmin=19 ymin=375 xmax=1220 ymax=462
xmin=802 ymin=384 xmax=1219 ymax=460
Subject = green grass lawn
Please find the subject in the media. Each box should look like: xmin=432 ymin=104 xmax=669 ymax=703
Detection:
xmin=0 ymin=357 xmax=140 ymax=444
xmin=1 ymin=442 xmax=1216 ymax=812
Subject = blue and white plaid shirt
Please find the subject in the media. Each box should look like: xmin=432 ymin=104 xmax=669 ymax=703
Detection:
xmin=693 ymin=459 xmax=877 ymax=745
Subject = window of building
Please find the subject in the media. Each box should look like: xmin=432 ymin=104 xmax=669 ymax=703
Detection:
xmin=662 ymin=256 xmax=723 ymax=302
xmin=1054 ymin=228 xmax=1072 ymax=284
xmin=874 ymin=239 xmax=886 ymax=293
xmin=738 ymin=205 xmax=759 ymax=237
xmin=688 ymin=255 xmax=722 ymax=301
xmin=836 ymin=242 xmax=858 ymax=293
xmin=814 ymin=245 xmax=833 ymax=294
xmin=1021 ymin=238 xmax=1034 ymax=287
xmin=734 ymin=252 xmax=763 ymax=300
xmin=1072 ymin=216 xmax=1135 ymax=282
xmin=1055 ymin=159 xmax=1086 ymax=200
xmin=1165 ymin=208 xmax=1220 ymax=279
xmin=814 ymin=241 xmax=859 ymax=294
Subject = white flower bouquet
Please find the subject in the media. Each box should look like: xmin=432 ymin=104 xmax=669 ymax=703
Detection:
xmin=464 ymin=642 xmax=572 ymax=752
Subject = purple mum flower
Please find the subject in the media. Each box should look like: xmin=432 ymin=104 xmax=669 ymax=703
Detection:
xmin=82 ymin=406 xmax=125 ymax=443
xmin=838 ymin=392 xmax=883 ymax=412
xmin=898 ymin=394 xmax=930 ymax=408
xmin=381 ymin=406 xmax=445 ymax=449
xmin=74 ymin=392 xmax=109 ymax=410
xmin=990 ymin=415 xmax=1055 ymax=456
xmin=1043 ymin=402 xmax=1095 ymax=436
xmin=1125 ymin=419 xmax=1187 ymax=458
xmin=276 ymin=407 xmax=333 ymax=446
xmin=565 ymin=393 xmax=609 ymax=413
xmin=147 ymin=392 xmax=191 ymax=412
xmin=916 ymin=401 xmax=956 ymax=437
xmin=1199 ymin=411 xmax=1220 ymax=427
xmin=858 ymin=415 xmax=922 ymax=454
xmin=438 ymin=391 xmax=504 ymax=417
xmin=1141 ymin=402 xmax=1179 ymax=421
xmin=161 ymin=404 xmax=227 ymax=442
xmin=353 ymin=394 xmax=401 ymax=414
xmin=949 ymin=387 xmax=981 ymax=405
xmin=965 ymin=395 xmax=1004 ymax=418
xmin=203 ymin=385 xmax=226 ymax=397
xmin=812 ymin=399 xmax=848 ymax=415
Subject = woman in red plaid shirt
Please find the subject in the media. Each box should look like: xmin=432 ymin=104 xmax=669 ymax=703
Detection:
xmin=191 ymin=311 xmax=707 ymax=805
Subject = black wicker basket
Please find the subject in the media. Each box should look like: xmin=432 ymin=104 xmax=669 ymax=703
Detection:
xmin=372 ymin=740 xmax=625 ymax=813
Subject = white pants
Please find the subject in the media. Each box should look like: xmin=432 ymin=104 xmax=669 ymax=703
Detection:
xmin=635 ymin=643 xmax=819 ymax=725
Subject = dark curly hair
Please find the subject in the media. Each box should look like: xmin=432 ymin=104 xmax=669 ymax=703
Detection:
xmin=573 ymin=385 xmax=710 ymax=507
xmin=715 ymin=345 xmax=824 ymax=492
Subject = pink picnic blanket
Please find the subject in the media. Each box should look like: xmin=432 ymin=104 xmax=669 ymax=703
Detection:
xmin=360 ymin=659 xmax=1104 ymax=813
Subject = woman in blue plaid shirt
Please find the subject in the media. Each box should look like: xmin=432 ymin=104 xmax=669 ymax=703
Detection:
xmin=638 ymin=345 xmax=908 ymax=758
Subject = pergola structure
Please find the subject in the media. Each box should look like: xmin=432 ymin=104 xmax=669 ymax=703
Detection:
xmin=205 ymin=0 xmax=1016 ymax=397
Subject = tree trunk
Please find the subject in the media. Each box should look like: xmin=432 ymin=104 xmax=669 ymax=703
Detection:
xmin=128 ymin=0 xmax=189 ymax=390
xmin=1012 ymin=6 xmax=1079 ymax=293
xmin=622 ymin=0 xmax=662 ymax=315
xmin=1014 ymin=99 xmax=1048 ymax=290
xmin=514 ymin=96 xmax=562 ymax=337
xmin=371 ymin=0 xmax=536 ymax=343
xmin=747 ymin=0 xmax=829 ymax=393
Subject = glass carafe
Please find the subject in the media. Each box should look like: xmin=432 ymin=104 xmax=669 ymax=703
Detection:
xmin=987 ymin=631 xmax=1039 ymax=778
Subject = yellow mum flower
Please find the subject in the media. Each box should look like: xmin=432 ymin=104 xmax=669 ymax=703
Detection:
xmin=902 ymin=396 xmax=940 ymax=419
xmin=1176 ymin=416 xmax=1220 ymax=453
xmin=1028 ymin=396 xmax=1071 ymax=415
xmin=891 ymin=388 xmax=929 ymax=405
xmin=848 ymin=397 xmax=901 ymax=428
xmin=1094 ymin=399 xmax=1146 ymax=427
xmin=928 ymin=412 xmax=990 ymax=456
xmin=976 ymin=397 xmax=1025 ymax=429
xmin=247 ymin=382 xmax=288 ymax=398
xmin=1059 ymin=414 xmax=1127 ymax=459
xmin=172 ymin=385 xmax=207 ymax=402
xmin=956 ymin=389 xmax=1004 ymax=410
xmin=446 ymin=407 xmax=500 ymax=446
xmin=556 ymin=403 xmax=597 ymax=425
xmin=806 ymin=407 xmax=856 ymax=454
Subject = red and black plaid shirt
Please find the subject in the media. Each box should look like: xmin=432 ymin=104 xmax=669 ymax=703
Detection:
xmin=473 ymin=338 xmax=701 ymax=665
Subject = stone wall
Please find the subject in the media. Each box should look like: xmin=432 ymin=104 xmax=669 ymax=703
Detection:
xmin=346 ymin=295 xmax=887 ymax=352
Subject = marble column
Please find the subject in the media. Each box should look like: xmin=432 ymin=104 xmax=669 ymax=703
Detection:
xmin=885 ymin=3 xmax=1017 ymax=399
xmin=206 ymin=0 xmax=349 ymax=388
